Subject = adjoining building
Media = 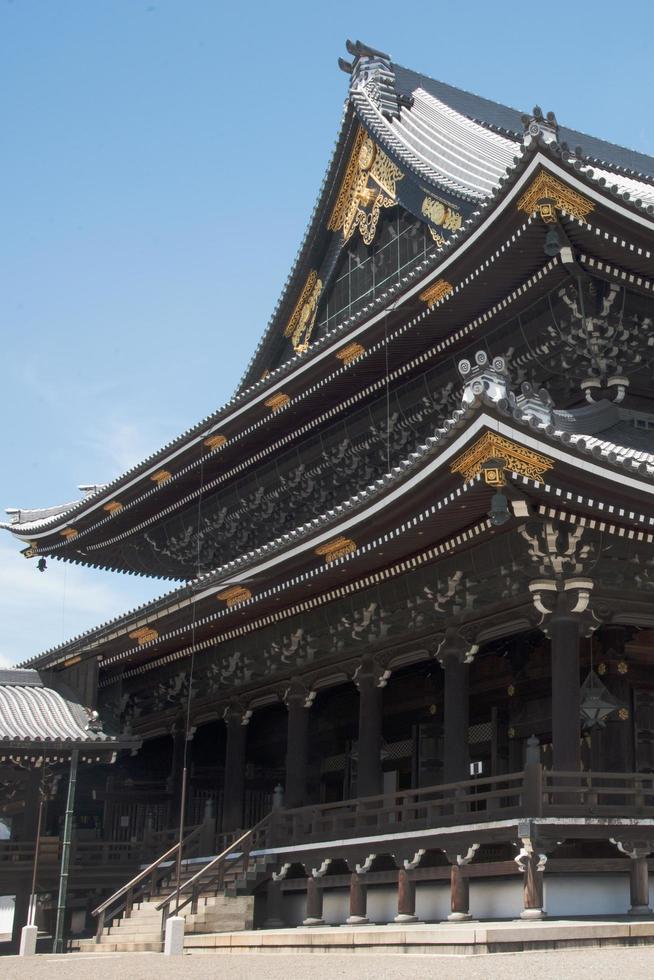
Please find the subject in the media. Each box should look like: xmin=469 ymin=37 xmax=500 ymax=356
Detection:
xmin=3 ymin=40 xmax=654 ymax=951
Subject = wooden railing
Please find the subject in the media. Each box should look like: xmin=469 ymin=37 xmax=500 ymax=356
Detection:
xmin=155 ymin=814 xmax=271 ymax=937
xmin=91 ymin=824 xmax=203 ymax=942
xmin=269 ymin=771 xmax=526 ymax=846
xmin=543 ymin=769 xmax=654 ymax=816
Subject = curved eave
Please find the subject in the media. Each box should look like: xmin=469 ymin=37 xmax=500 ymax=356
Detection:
xmin=5 ymin=144 xmax=654 ymax=563
xmin=18 ymin=383 xmax=654 ymax=674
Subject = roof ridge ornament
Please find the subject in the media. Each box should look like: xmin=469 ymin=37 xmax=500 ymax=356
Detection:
xmin=458 ymin=350 xmax=510 ymax=406
xmin=339 ymin=40 xmax=408 ymax=120
xmin=521 ymin=106 xmax=559 ymax=147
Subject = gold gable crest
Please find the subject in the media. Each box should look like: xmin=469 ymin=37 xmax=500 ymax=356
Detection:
xmin=328 ymin=127 xmax=403 ymax=245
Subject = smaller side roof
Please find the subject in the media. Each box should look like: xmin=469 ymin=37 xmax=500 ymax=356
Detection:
xmin=0 ymin=669 xmax=138 ymax=752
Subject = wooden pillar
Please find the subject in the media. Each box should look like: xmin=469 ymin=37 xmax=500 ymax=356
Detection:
xmin=442 ymin=654 xmax=469 ymax=784
xmin=303 ymin=876 xmax=324 ymax=926
xmin=549 ymin=613 xmax=581 ymax=772
xmin=285 ymin=683 xmax=310 ymax=809
xmin=448 ymin=863 xmax=471 ymax=921
xmin=519 ymin=853 xmax=545 ymax=919
xmin=629 ymin=855 xmax=652 ymax=915
xmin=346 ymin=873 xmax=368 ymax=925
xmin=394 ymin=868 xmax=418 ymax=923
xmin=222 ymin=707 xmax=248 ymax=833
xmin=355 ymin=660 xmax=384 ymax=799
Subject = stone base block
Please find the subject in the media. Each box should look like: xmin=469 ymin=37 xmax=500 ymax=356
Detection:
xmin=19 ymin=925 xmax=38 ymax=956
xmin=164 ymin=916 xmax=185 ymax=956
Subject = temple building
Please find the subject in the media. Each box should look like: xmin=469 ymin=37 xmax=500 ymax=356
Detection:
xmin=3 ymin=40 xmax=654 ymax=953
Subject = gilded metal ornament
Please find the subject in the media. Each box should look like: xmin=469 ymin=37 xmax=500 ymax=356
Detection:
xmin=328 ymin=127 xmax=403 ymax=245
xmin=103 ymin=501 xmax=123 ymax=513
xmin=421 ymin=195 xmax=462 ymax=243
xmin=336 ymin=342 xmax=366 ymax=365
xmin=60 ymin=528 xmax=78 ymax=539
xmin=517 ymin=170 xmax=594 ymax=221
xmin=129 ymin=626 xmax=159 ymax=646
xmin=315 ymin=536 xmax=357 ymax=563
xmin=264 ymin=392 xmax=291 ymax=411
xmin=217 ymin=586 xmax=252 ymax=607
xmin=151 ymin=470 xmax=172 ymax=485
xmin=284 ymin=270 xmax=323 ymax=353
xmin=419 ymin=279 xmax=454 ymax=306
xmin=204 ymin=434 xmax=227 ymax=450
xmin=450 ymin=432 xmax=553 ymax=485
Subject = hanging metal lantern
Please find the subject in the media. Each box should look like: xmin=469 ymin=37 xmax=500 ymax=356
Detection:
xmin=579 ymin=668 xmax=620 ymax=729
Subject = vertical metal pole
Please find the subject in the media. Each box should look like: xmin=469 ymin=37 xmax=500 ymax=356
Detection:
xmin=28 ymin=771 xmax=46 ymax=926
xmin=53 ymin=749 xmax=79 ymax=953
xmin=174 ymin=761 xmax=188 ymax=914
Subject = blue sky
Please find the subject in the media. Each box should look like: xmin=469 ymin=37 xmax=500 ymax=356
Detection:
xmin=1 ymin=0 xmax=653 ymax=667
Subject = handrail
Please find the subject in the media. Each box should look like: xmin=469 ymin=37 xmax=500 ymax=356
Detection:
xmin=91 ymin=823 xmax=202 ymax=942
xmin=155 ymin=813 xmax=271 ymax=932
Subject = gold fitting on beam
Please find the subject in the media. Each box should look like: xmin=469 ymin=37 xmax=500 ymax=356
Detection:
xmin=517 ymin=170 xmax=594 ymax=221
xmin=419 ymin=279 xmax=454 ymax=306
xmin=129 ymin=626 xmax=159 ymax=646
xmin=62 ymin=655 xmax=82 ymax=668
xmin=336 ymin=342 xmax=366 ymax=365
xmin=314 ymin=536 xmax=357 ymax=564
xmin=21 ymin=545 xmax=38 ymax=558
xmin=264 ymin=393 xmax=290 ymax=412
xmin=204 ymin=433 xmax=227 ymax=450
xmin=450 ymin=432 xmax=553 ymax=485
xmin=151 ymin=470 xmax=172 ymax=485
xmin=60 ymin=528 xmax=78 ymax=540
xmin=216 ymin=586 xmax=252 ymax=607
xmin=103 ymin=501 xmax=123 ymax=514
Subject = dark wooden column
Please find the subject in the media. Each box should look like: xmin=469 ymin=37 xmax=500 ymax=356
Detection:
xmin=519 ymin=852 xmax=546 ymax=919
xmin=601 ymin=626 xmax=633 ymax=773
xmin=549 ymin=611 xmax=582 ymax=772
xmin=355 ymin=659 xmax=384 ymax=799
xmin=303 ymin=875 xmax=325 ymax=926
xmin=611 ymin=840 xmax=653 ymax=915
xmin=222 ymin=705 xmax=249 ymax=833
xmin=284 ymin=681 xmax=310 ymax=809
xmin=449 ymin=864 xmax=471 ymax=921
xmin=263 ymin=878 xmax=284 ymax=929
xmin=346 ymin=872 xmax=368 ymax=924
xmin=394 ymin=868 xmax=418 ymax=923
xmin=441 ymin=653 xmax=470 ymax=785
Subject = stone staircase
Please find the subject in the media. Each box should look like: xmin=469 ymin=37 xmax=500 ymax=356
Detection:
xmin=78 ymin=854 xmax=274 ymax=953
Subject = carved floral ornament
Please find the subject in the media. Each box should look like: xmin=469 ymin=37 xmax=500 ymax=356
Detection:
xmin=284 ymin=270 xmax=324 ymax=354
xmin=517 ymin=170 xmax=594 ymax=222
xmin=421 ymin=195 xmax=462 ymax=246
xmin=450 ymin=432 xmax=554 ymax=485
xmin=328 ymin=126 xmax=404 ymax=246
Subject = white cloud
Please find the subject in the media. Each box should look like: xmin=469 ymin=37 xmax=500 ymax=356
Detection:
xmin=0 ymin=539 xmax=164 ymax=669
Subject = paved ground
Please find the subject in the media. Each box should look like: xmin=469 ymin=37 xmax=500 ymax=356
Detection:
xmin=4 ymin=948 xmax=654 ymax=980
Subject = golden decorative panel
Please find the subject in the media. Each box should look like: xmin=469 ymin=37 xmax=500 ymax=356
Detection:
xmin=315 ymin=536 xmax=357 ymax=563
xmin=217 ymin=586 xmax=252 ymax=606
xmin=204 ymin=433 xmax=227 ymax=450
xmin=421 ymin=195 xmax=462 ymax=245
xmin=450 ymin=432 xmax=553 ymax=485
xmin=151 ymin=470 xmax=172 ymax=485
xmin=517 ymin=170 xmax=594 ymax=221
xmin=328 ymin=127 xmax=403 ymax=245
xmin=60 ymin=528 xmax=78 ymax=540
xmin=21 ymin=545 xmax=38 ymax=559
xmin=129 ymin=626 xmax=159 ymax=646
xmin=264 ymin=392 xmax=290 ymax=412
xmin=103 ymin=501 xmax=123 ymax=514
xmin=419 ymin=279 xmax=454 ymax=306
xmin=336 ymin=341 xmax=366 ymax=365
xmin=284 ymin=270 xmax=323 ymax=353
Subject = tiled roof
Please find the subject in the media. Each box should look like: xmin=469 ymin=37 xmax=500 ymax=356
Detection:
xmin=0 ymin=670 xmax=115 ymax=746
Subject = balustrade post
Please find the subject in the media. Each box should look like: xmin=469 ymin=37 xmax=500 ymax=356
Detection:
xmin=394 ymin=868 xmax=418 ymax=923
xmin=346 ymin=872 xmax=368 ymax=925
xmin=302 ymin=875 xmax=325 ymax=926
